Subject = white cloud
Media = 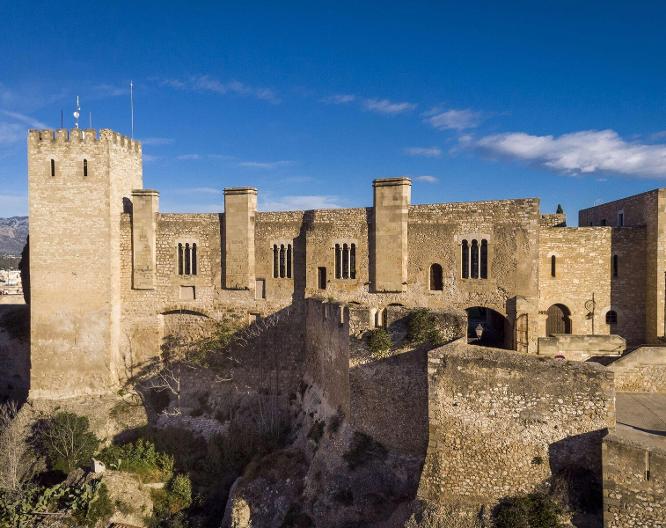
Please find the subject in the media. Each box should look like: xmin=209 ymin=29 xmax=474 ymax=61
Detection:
xmin=177 ymin=154 xmax=202 ymax=161
xmin=363 ymin=98 xmax=416 ymax=115
xmin=141 ymin=137 xmax=174 ymax=146
xmin=414 ymin=175 xmax=439 ymax=183
xmin=237 ymin=160 xmax=293 ymax=170
xmin=1 ymin=110 xmax=48 ymax=129
xmin=424 ymin=108 xmax=482 ymax=130
xmin=321 ymin=94 xmax=356 ymax=104
xmin=260 ymin=194 xmax=343 ymax=211
xmin=476 ymin=129 xmax=666 ymax=178
xmin=403 ymin=146 xmax=442 ymax=158
xmin=92 ymin=83 xmax=128 ymax=97
xmin=160 ymin=75 xmax=279 ymax=103
xmin=142 ymin=154 xmax=161 ymax=162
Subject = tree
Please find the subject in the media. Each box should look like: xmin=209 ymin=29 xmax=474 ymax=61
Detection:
xmin=34 ymin=412 xmax=100 ymax=473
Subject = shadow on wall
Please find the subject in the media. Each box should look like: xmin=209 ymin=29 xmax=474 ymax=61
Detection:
xmin=0 ymin=304 xmax=30 ymax=404
xmin=548 ymin=429 xmax=607 ymax=522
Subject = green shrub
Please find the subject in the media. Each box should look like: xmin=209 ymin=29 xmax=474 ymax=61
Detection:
xmin=343 ymin=432 xmax=388 ymax=470
xmin=34 ymin=412 xmax=100 ymax=473
xmin=493 ymin=492 xmax=564 ymax=528
xmin=98 ymin=438 xmax=174 ymax=482
xmin=406 ymin=309 xmax=444 ymax=346
xmin=367 ymin=328 xmax=393 ymax=358
xmin=0 ymin=478 xmax=112 ymax=528
xmin=151 ymin=474 xmax=193 ymax=523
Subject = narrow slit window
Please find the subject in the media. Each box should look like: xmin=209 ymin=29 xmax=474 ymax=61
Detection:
xmin=335 ymin=244 xmax=341 ymax=279
xmin=613 ymin=254 xmax=618 ymax=278
xmin=184 ymin=243 xmax=191 ymax=275
xmin=480 ymin=239 xmax=488 ymax=279
xmin=273 ymin=245 xmax=279 ymax=278
xmin=83 ymin=159 xmax=88 ymax=177
xmin=430 ymin=264 xmax=443 ymax=291
xmin=279 ymin=245 xmax=286 ymax=278
xmin=342 ymin=243 xmax=349 ymax=279
xmin=178 ymin=243 xmax=184 ymax=275
xmin=461 ymin=240 xmax=469 ymax=279
xmin=286 ymin=244 xmax=292 ymax=278
xmin=191 ymin=243 xmax=197 ymax=275
xmin=50 ymin=159 xmax=55 ymax=177
xmin=551 ymin=255 xmax=556 ymax=278
xmin=471 ymin=240 xmax=479 ymax=279
xmin=350 ymin=244 xmax=356 ymax=279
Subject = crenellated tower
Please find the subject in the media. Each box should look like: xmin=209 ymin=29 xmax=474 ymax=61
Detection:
xmin=27 ymin=128 xmax=142 ymax=399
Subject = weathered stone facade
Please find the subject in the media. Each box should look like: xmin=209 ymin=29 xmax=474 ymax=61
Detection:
xmin=24 ymin=127 xmax=665 ymax=398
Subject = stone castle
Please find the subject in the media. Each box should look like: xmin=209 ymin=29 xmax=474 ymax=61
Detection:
xmin=20 ymin=128 xmax=666 ymax=527
xmin=26 ymin=127 xmax=659 ymax=398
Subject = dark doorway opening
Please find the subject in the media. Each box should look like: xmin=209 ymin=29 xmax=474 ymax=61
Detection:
xmin=466 ymin=306 xmax=509 ymax=348
xmin=318 ymin=267 xmax=327 ymax=290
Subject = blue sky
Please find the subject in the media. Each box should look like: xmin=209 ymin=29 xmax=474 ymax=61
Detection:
xmin=1 ymin=1 xmax=665 ymax=222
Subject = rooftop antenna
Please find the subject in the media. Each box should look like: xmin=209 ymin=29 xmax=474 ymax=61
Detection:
xmin=89 ymin=112 xmax=93 ymax=129
xmin=130 ymin=80 xmax=134 ymax=138
xmin=73 ymin=96 xmax=80 ymax=129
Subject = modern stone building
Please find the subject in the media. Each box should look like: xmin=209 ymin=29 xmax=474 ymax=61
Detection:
xmin=25 ymin=128 xmax=658 ymax=398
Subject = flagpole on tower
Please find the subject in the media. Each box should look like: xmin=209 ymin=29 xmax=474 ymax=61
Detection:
xmin=130 ymin=80 xmax=135 ymax=139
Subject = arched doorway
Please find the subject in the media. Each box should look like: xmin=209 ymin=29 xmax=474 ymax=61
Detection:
xmin=465 ymin=307 xmax=508 ymax=348
xmin=546 ymin=304 xmax=572 ymax=335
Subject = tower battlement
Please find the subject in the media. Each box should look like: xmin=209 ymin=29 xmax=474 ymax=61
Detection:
xmin=28 ymin=128 xmax=141 ymax=153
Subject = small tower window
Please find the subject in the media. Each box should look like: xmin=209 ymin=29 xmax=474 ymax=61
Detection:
xmin=606 ymin=310 xmax=618 ymax=325
xmin=613 ymin=254 xmax=619 ymax=278
xmin=461 ymin=240 xmax=469 ymax=279
xmin=273 ymin=245 xmax=279 ymax=279
xmin=83 ymin=159 xmax=88 ymax=177
xmin=178 ymin=243 xmax=184 ymax=275
xmin=430 ymin=264 xmax=443 ymax=291
xmin=618 ymin=211 xmax=624 ymax=227
xmin=50 ymin=159 xmax=55 ymax=177
xmin=551 ymin=255 xmax=556 ymax=278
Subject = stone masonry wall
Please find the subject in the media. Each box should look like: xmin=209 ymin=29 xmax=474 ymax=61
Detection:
xmin=603 ymin=430 xmax=666 ymax=527
xmin=610 ymin=346 xmax=666 ymax=393
xmin=418 ymin=340 xmax=615 ymax=509
xmin=580 ymin=190 xmax=661 ymax=343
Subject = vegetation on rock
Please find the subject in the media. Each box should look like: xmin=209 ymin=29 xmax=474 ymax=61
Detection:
xmin=493 ymin=492 xmax=564 ymax=528
xmin=367 ymin=328 xmax=393 ymax=358
xmin=406 ymin=309 xmax=445 ymax=347
xmin=98 ymin=438 xmax=174 ymax=482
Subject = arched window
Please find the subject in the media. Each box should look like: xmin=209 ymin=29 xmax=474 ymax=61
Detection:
xmin=480 ymin=239 xmax=488 ymax=279
xmin=335 ymin=244 xmax=341 ymax=279
xmin=430 ymin=264 xmax=443 ymax=291
xmin=613 ymin=254 xmax=618 ymax=278
xmin=471 ymin=240 xmax=479 ymax=279
xmin=606 ymin=310 xmax=618 ymax=325
xmin=279 ymin=245 xmax=286 ymax=278
xmin=83 ymin=159 xmax=88 ymax=177
xmin=551 ymin=255 xmax=556 ymax=278
xmin=350 ymin=244 xmax=356 ymax=279
xmin=184 ymin=243 xmax=191 ymax=275
xmin=334 ymin=242 xmax=356 ymax=280
xmin=50 ymin=159 xmax=55 ymax=177
xmin=177 ymin=242 xmax=197 ymax=276
xmin=273 ymin=245 xmax=279 ymax=278
xmin=461 ymin=240 xmax=469 ymax=278
xmin=273 ymin=243 xmax=293 ymax=279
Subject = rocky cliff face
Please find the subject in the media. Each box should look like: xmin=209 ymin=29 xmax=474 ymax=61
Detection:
xmin=0 ymin=216 xmax=28 ymax=255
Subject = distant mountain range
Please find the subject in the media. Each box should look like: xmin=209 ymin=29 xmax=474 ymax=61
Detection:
xmin=0 ymin=217 xmax=28 ymax=255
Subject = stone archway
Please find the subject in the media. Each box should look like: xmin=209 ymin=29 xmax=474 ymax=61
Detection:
xmin=465 ymin=306 xmax=509 ymax=349
xmin=546 ymin=304 xmax=572 ymax=335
